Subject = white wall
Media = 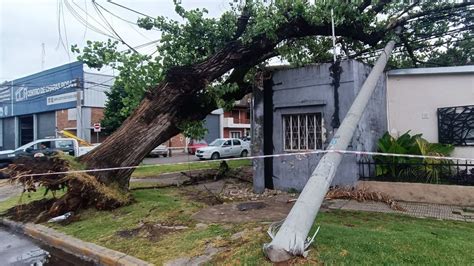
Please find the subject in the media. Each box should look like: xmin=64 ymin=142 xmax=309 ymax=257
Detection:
xmin=387 ymin=72 xmax=474 ymax=157
xmin=83 ymin=72 xmax=114 ymax=108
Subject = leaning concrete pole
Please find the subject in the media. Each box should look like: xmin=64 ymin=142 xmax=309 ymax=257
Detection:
xmin=263 ymin=38 xmax=398 ymax=262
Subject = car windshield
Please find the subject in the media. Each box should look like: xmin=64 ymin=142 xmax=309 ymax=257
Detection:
xmin=16 ymin=142 xmax=35 ymax=151
xmin=209 ymin=139 xmax=225 ymax=146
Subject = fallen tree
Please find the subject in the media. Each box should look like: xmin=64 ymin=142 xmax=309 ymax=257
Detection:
xmin=5 ymin=1 xmax=473 ymax=219
xmin=3 ymin=154 xmax=130 ymax=222
xmin=80 ymin=1 xmax=473 ymax=187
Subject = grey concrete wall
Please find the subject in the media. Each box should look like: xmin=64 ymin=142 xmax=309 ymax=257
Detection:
xmin=2 ymin=117 xmax=15 ymax=150
xmin=252 ymin=60 xmax=387 ymax=192
xmin=203 ymin=114 xmax=220 ymax=144
xmin=252 ymin=86 xmax=265 ymax=193
xmin=36 ymin=112 xmax=56 ymax=139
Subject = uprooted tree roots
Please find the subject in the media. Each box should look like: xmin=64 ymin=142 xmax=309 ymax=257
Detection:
xmin=1 ymin=153 xmax=131 ymax=223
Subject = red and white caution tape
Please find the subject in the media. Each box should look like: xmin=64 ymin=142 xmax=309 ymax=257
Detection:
xmin=11 ymin=149 xmax=474 ymax=179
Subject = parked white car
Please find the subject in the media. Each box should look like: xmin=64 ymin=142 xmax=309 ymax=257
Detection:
xmin=148 ymin=145 xmax=169 ymax=157
xmin=195 ymin=138 xmax=249 ymax=160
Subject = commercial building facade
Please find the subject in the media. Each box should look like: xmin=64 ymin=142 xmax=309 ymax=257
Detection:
xmin=0 ymin=62 xmax=113 ymax=150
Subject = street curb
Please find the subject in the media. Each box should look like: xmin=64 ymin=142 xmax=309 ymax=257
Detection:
xmin=0 ymin=218 xmax=153 ymax=266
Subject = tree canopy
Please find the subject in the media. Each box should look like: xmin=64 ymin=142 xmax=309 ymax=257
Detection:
xmin=73 ymin=1 xmax=472 ymax=134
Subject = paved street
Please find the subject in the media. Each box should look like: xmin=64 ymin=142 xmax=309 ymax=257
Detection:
xmin=142 ymin=151 xmax=199 ymax=165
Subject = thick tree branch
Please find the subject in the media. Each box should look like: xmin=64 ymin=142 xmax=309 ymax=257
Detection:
xmin=371 ymin=0 xmax=393 ymax=14
xmin=233 ymin=6 xmax=251 ymax=40
xmin=400 ymin=34 xmax=418 ymax=67
xmin=357 ymin=0 xmax=372 ymax=12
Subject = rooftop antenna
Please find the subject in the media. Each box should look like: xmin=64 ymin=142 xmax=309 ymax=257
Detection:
xmin=41 ymin=43 xmax=46 ymax=70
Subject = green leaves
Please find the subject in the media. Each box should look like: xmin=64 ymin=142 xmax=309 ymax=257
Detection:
xmin=374 ymin=131 xmax=454 ymax=183
xmin=72 ymin=1 xmax=472 ymax=136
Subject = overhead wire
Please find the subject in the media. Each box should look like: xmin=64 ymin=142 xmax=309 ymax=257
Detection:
xmin=64 ymin=0 xmax=117 ymax=39
xmin=106 ymin=0 xmax=155 ymax=19
xmin=93 ymin=0 xmax=159 ymax=35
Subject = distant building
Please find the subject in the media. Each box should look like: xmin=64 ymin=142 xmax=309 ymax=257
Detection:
xmin=222 ymin=95 xmax=251 ymax=139
xmin=386 ymin=65 xmax=474 ymax=158
xmin=0 ymin=61 xmax=114 ymax=150
xmin=167 ymin=99 xmax=252 ymax=151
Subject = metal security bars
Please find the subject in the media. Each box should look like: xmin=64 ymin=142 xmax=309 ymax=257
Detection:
xmin=283 ymin=113 xmax=323 ymax=151
xmin=358 ymin=157 xmax=474 ymax=186
xmin=438 ymin=105 xmax=474 ymax=146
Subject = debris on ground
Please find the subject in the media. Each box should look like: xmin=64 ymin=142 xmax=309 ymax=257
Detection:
xmin=116 ymin=222 xmax=189 ymax=241
xmin=195 ymin=223 xmax=208 ymax=230
xmin=47 ymin=211 xmax=74 ymax=223
xmin=325 ymin=187 xmax=405 ymax=211
xmin=164 ymin=243 xmax=224 ymax=266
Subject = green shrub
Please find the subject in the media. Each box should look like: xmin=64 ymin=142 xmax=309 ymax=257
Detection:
xmin=374 ymin=131 xmax=454 ymax=183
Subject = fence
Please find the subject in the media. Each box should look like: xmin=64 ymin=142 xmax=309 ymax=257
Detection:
xmin=358 ymin=157 xmax=474 ymax=186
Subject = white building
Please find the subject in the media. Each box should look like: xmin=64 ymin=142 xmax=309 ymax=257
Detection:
xmin=387 ymin=65 xmax=474 ymax=158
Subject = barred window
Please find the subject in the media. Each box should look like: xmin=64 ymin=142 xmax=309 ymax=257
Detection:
xmin=438 ymin=105 xmax=474 ymax=146
xmin=283 ymin=113 xmax=323 ymax=151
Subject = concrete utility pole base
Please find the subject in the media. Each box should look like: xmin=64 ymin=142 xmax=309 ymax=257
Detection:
xmin=263 ymin=245 xmax=293 ymax=262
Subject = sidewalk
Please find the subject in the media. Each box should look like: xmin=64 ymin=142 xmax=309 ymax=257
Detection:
xmin=0 ymin=180 xmax=22 ymax=202
xmin=324 ymin=199 xmax=474 ymax=222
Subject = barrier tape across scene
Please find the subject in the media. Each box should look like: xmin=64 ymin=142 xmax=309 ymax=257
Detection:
xmin=12 ymin=149 xmax=474 ymax=179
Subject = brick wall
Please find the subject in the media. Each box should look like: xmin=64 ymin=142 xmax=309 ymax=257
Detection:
xmin=168 ymin=133 xmax=186 ymax=148
xmin=90 ymin=107 xmax=105 ymax=126
xmin=56 ymin=109 xmax=76 ymax=131
xmin=56 ymin=107 xmax=106 ymax=143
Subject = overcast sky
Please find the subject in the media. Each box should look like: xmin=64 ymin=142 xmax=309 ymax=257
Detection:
xmin=0 ymin=0 xmax=231 ymax=82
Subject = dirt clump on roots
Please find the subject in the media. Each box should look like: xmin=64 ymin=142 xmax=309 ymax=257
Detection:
xmin=1 ymin=153 xmax=131 ymax=223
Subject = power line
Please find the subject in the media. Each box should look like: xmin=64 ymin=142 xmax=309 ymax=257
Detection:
xmin=94 ymin=1 xmax=159 ymax=33
xmin=106 ymin=0 xmax=154 ymax=19
xmin=64 ymin=0 xmax=117 ymax=39
xmin=91 ymin=1 xmax=138 ymax=53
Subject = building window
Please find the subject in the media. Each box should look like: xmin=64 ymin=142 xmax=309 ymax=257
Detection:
xmin=438 ymin=105 xmax=474 ymax=146
xmin=67 ymin=108 xmax=77 ymax=121
xmin=230 ymin=131 xmax=241 ymax=139
xmin=283 ymin=113 xmax=323 ymax=151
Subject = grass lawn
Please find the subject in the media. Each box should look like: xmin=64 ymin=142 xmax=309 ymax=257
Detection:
xmin=1 ymin=186 xmax=473 ymax=265
xmin=131 ymin=158 xmax=251 ymax=178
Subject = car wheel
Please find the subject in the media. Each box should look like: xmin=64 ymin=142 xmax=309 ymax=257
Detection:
xmin=211 ymin=152 xmax=220 ymax=160
xmin=240 ymin=150 xmax=248 ymax=157
xmin=163 ymin=154 xmax=168 ymax=157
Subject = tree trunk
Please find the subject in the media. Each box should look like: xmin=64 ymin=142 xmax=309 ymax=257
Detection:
xmin=80 ymin=79 xmax=213 ymax=189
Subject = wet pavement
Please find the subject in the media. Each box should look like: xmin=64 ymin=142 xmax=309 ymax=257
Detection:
xmin=1 ymin=180 xmax=93 ymax=265
xmin=0 ymin=226 xmax=94 ymax=265
xmin=0 ymin=228 xmax=49 ymax=265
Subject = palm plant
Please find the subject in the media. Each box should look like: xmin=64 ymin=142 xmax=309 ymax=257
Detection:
xmin=415 ymin=138 xmax=454 ymax=183
xmin=374 ymin=131 xmax=454 ymax=183
xmin=374 ymin=131 xmax=421 ymax=178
